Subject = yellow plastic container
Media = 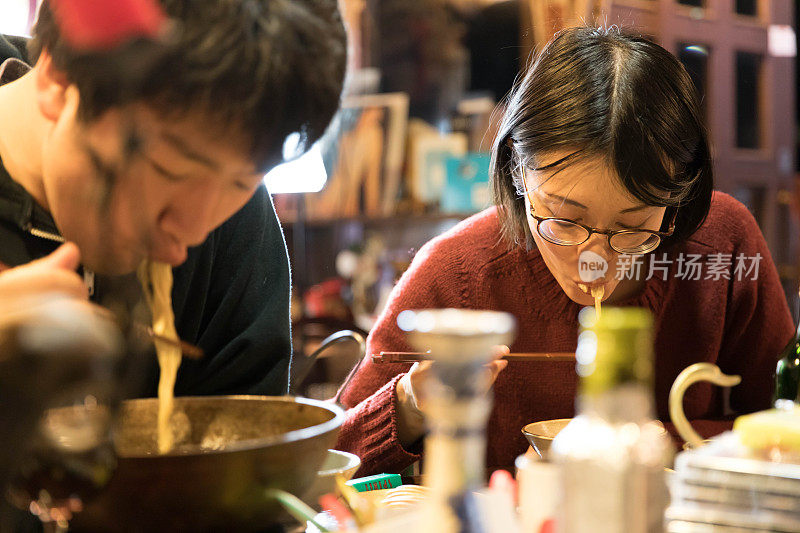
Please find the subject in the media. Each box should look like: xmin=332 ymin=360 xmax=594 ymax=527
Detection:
xmin=734 ymin=403 xmax=800 ymax=459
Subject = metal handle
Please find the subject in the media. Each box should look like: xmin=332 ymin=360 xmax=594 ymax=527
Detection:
xmin=290 ymin=330 xmax=366 ymax=398
xmin=669 ymin=363 xmax=741 ymax=448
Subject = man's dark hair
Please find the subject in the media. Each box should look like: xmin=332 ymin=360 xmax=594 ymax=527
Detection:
xmin=30 ymin=0 xmax=347 ymax=172
xmin=491 ymin=26 xmax=713 ymax=248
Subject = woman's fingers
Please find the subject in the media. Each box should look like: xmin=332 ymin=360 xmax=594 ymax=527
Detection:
xmin=487 ymin=358 xmax=508 ymax=384
xmin=407 ymin=360 xmax=433 ymax=403
xmin=482 ymin=344 xmax=511 ymax=388
xmin=396 ymin=349 xmax=510 ymax=445
xmin=491 ymin=344 xmax=511 ymax=358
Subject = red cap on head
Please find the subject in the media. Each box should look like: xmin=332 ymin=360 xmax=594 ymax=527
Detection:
xmin=51 ymin=0 xmax=166 ymax=50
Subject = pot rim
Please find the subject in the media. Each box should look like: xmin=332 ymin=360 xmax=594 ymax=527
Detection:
xmin=113 ymin=395 xmax=346 ymax=458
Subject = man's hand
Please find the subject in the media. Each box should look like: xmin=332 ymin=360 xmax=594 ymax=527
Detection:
xmin=0 ymin=244 xmax=122 ymax=354
xmin=0 ymin=243 xmax=88 ymax=304
xmin=0 ymin=243 xmax=93 ymax=325
xmin=395 ymin=345 xmax=510 ymax=446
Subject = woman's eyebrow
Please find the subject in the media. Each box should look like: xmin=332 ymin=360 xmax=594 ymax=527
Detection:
xmin=543 ymin=191 xmax=653 ymax=214
xmin=619 ymin=204 xmax=651 ymax=214
xmin=543 ymin=191 xmax=587 ymax=210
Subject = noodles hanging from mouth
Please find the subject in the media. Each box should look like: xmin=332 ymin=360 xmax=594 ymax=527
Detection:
xmin=590 ymin=285 xmax=604 ymax=318
xmin=137 ymin=260 xmax=182 ymax=454
xmin=578 ymin=283 xmax=604 ymax=318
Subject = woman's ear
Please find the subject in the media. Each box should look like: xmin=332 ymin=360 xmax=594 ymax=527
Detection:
xmin=35 ymin=49 xmax=70 ymax=122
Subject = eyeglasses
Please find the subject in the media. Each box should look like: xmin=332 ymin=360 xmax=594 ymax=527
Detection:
xmin=521 ymin=170 xmax=676 ymax=255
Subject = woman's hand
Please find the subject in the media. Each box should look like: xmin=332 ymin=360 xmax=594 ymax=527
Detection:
xmin=395 ymin=345 xmax=510 ymax=447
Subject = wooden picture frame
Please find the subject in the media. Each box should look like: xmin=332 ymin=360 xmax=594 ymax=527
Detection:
xmin=309 ymin=92 xmax=409 ymax=219
xmin=526 ymin=0 xmax=601 ymax=52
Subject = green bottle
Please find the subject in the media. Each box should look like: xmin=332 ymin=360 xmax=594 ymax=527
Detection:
xmin=774 ymin=320 xmax=800 ymax=403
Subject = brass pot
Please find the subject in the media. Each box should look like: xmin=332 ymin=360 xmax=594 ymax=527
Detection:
xmin=68 ymin=395 xmax=344 ymax=532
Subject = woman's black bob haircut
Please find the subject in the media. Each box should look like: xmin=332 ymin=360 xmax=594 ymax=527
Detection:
xmin=491 ymin=26 xmax=713 ymax=248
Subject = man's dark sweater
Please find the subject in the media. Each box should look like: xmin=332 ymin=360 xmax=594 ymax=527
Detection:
xmin=0 ymin=35 xmax=23 ymax=63
xmin=0 ymin=56 xmax=293 ymax=398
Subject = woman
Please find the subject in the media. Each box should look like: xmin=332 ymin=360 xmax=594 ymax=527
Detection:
xmin=335 ymin=27 xmax=794 ymax=475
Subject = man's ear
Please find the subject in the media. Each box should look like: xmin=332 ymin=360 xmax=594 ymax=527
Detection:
xmin=35 ymin=49 xmax=70 ymax=122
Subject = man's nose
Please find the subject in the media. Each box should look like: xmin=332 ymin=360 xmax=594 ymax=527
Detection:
xmin=159 ymin=188 xmax=221 ymax=246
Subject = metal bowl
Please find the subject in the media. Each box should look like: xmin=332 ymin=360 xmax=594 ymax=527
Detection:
xmin=68 ymin=396 xmax=344 ymax=532
xmin=522 ymin=418 xmax=669 ymax=460
xmin=521 ymin=418 xmax=572 ymax=459
xmin=303 ymin=449 xmax=361 ymax=506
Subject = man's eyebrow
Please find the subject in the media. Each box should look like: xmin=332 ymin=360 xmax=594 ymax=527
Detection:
xmin=161 ymin=131 xmax=218 ymax=170
xmin=145 ymin=155 xmax=182 ymax=179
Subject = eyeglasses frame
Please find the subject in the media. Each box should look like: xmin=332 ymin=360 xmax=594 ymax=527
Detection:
xmin=520 ymin=167 xmax=677 ymax=255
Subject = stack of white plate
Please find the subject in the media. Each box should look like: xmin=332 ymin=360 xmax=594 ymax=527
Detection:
xmin=666 ymin=433 xmax=800 ymax=533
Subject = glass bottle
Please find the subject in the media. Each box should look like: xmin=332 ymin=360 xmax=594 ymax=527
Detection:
xmin=550 ymin=307 xmax=672 ymax=533
xmin=400 ymin=308 xmax=516 ymax=533
xmin=774 ymin=320 xmax=800 ymax=403
xmin=0 ymin=299 xmax=123 ymax=530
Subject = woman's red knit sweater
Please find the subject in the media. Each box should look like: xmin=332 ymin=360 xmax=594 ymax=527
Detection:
xmin=334 ymin=192 xmax=794 ymax=475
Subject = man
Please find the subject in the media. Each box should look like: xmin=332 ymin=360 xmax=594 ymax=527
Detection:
xmin=0 ymin=0 xmax=346 ymax=396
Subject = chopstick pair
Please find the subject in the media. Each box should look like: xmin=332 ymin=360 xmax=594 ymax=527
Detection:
xmin=371 ymin=351 xmax=575 ymax=364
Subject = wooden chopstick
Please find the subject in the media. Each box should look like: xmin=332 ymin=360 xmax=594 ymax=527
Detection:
xmin=502 ymin=352 xmax=574 ymax=361
xmin=136 ymin=323 xmax=204 ymax=360
xmin=92 ymin=306 xmax=203 ymax=359
xmin=1 ymin=300 xmax=204 ymax=360
xmin=371 ymin=351 xmax=574 ymax=364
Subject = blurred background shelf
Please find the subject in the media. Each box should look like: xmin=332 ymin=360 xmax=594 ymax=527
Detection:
xmin=267 ymin=0 xmax=799 ymax=398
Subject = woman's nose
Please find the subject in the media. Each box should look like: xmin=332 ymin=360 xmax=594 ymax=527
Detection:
xmin=581 ymin=233 xmax=616 ymax=262
xmin=576 ymin=234 xmax=617 ymax=280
